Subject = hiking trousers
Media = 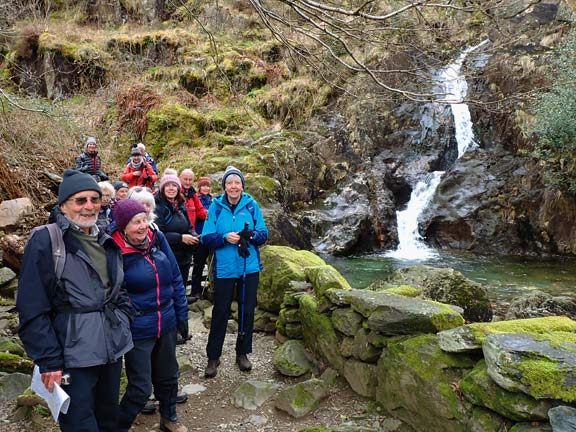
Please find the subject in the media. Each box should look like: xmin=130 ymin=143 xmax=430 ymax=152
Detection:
xmin=206 ymin=272 xmax=259 ymax=360
xmin=58 ymin=360 xmax=122 ymax=432
xmin=118 ymin=330 xmax=179 ymax=431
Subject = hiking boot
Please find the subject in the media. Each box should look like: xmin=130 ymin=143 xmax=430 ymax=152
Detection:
xmin=176 ymin=391 xmax=188 ymax=404
xmin=160 ymin=417 xmax=188 ymax=432
xmin=236 ymin=354 xmax=252 ymax=372
xmin=204 ymin=359 xmax=220 ymax=379
xmin=176 ymin=333 xmax=186 ymax=345
xmin=141 ymin=399 xmax=158 ymax=414
xmin=186 ymin=295 xmax=199 ymax=305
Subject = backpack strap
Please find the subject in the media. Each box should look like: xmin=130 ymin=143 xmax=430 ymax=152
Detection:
xmin=45 ymin=223 xmax=65 ymax=280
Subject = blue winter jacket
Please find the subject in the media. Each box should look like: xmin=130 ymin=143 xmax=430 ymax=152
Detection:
xmin=201 ymin=193 xmax=268 ymax=279
xmin=195 ymin=193 xmax=212 ymax=234
xmin=111 ymin=228 xmax=188 ymax=340
xmin=17 ymin=216 xmax=134 ymax=373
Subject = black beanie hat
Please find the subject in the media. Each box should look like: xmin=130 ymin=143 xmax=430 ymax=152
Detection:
xmin=58 ymin=170 xmax=102 ymax=205
xmin=221 ymin=165 xmax=245 ymax=190
xmin=113 ymin=180 xmax=129 ymax=191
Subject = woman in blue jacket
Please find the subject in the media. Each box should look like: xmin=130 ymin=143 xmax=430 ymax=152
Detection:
xmin=111 ymin=199 xmax=188 ymax=432
xmin=201 ymin=166 xmax=268 ymax=378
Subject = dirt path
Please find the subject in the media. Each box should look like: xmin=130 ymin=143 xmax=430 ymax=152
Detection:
xmin=130 ymin=331 xmax=398 ymax=432
xmin=0 ymin=331 xmax=401 ymax=432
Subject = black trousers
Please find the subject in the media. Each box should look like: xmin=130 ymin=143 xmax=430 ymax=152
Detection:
xmin=190 ymin=243 xmax=210 ymax=297
xmin=206 ymin=272 xmax=259 ymax=360
xmin=118 ymin=331 xmax=180 ymax=431
xmin=58 ymin=360 xmax=122 ymax=432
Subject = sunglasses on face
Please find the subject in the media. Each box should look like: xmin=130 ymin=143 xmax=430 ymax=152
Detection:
xmin=68 ymin=196 xmax=102 ymax=205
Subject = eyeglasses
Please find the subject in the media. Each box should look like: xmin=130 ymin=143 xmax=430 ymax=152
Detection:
xmin=68 ymin=196 xmax=102 ymax=205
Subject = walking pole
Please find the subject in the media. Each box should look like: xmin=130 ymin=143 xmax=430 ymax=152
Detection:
xmin=239 ymin=256 xmax=247 ymax=342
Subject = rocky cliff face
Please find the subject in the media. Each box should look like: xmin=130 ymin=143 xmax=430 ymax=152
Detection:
xmin=2 ymin=1 xmax=576 ymax=258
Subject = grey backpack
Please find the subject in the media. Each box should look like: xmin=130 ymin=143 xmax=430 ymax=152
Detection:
xmin=30 ymin=223 xmax=65 ymax=280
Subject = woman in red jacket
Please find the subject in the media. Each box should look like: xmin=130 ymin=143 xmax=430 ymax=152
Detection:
xmin=122 ymin=147 xmax=158 ymax=189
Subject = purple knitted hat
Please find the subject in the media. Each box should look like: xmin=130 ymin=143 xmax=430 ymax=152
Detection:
xmin=113 ymin=199 xmax=147 ymax=232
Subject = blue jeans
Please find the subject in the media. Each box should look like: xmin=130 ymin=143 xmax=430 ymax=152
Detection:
xmin=58 ymin=360 xmax=122 ymax=432
xmin=206 ymin=272 xmax=259 ymax=360
xmin=118 ymin=331 xmax=179 ymax=431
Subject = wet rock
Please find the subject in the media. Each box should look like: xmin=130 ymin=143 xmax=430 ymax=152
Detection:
xmin=274 ymin=378 xmax=329 ymax=418
xmin=548 ymin=405 xmax=576 ymax=432
xmin=483 ymin=333 xmax=576 ymax=403
xmin=231 ymin=380 xmax=280 ymax=410
xmin=388 ymin=265 xmax=492 ymax=322
xmin=273 ymin=339 xmax=315 ymax=377
xmin=459 ymin=360 xmax=559 ymax=421
xmin=325 ymin=288 xmax=465 ymax=336
xmin=505 ymin=291 xmax=576 ymax=320
xmin=438 ymin=316 xmax=576 ymax=353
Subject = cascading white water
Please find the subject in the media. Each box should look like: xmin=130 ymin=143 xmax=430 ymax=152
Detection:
xmin=386 ymin=40 xmax=489 ymax=260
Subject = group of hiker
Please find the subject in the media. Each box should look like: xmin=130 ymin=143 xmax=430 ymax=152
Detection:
xmin=16 ymin=136 xmax=269 ymax=432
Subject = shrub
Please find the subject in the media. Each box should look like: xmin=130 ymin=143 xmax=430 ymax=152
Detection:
xmin=530 ymin=29 xmax=576 ymax=192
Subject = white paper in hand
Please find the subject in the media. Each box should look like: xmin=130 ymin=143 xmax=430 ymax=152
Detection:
xmin=31 ymin=365 xmax=71 ymax=421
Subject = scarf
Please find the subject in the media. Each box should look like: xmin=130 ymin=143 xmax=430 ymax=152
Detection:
xmin=122 ymin=231 xmax=150 ymax=252
xmin=130 ymin=159 xmax=143 ymax=169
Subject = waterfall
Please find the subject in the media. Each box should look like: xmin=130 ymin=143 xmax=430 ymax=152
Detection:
xmin=386 ymin=40 xmax=489 ymax=260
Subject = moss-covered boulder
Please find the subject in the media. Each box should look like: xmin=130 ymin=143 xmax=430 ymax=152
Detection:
xmin=0 ymin=352 xmax=34 ymax=374
xmin=483 ymin=333 xmax=576 ymax=403
xmin=273 ymin=339 xmax=315 ymax=377
xmin=460 ymin=361 xmax=558 ymax=421
xmin=0 ymin=337 xmax=25 ymax=356
xmin=331 ymin=307 xmax=363 ymax=337
xmin=259 ymin=246 xmax=325 ymax=312
xmin=274 ymin=378 xmax=329 ymax=418
xmin=388 ymin=265 xmax=492 ymax=322
xmin=299 ymin=294 xmax=344 ymax=371
xmin=304 ymin=265 xmax=351 ymax=298
xmin=343 ymin=359 xmax=378 ymax=398
xmin=325 ymin=288 xmax=465 ymax=335
xmin=439 ymin=316 xmax=576 ymax=353
xmin=466 ymin=406 xmax=510 ymax=432
xmin=376 ymin=334 xmax=475 ymax=432
xmin=352 ymin=328 xmax=381 ymax=363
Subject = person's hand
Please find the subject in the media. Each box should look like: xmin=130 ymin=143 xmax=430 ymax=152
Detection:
xmin=182 ymin=234 xmax=199 ymax=245
xmin=177 ymin=320 xmax=189 ymax=341
xmin=41 ymin=370 xmax=63 ymax=392
xmin=226 ymin=232 xmax=240 ymax=244
xmin=133 ymin=170 xmax=141 ymax=177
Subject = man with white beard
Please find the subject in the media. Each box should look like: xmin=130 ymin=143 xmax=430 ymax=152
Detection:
xmin=17 ymin=169 xmax=134 ymax=432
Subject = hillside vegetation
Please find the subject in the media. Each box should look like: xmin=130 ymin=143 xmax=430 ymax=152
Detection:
xmin=2 ymin=1 xmax=576 ymax=255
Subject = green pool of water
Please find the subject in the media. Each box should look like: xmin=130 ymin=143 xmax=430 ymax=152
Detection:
xmin=326 ymin=250 xmax=576 ymax=303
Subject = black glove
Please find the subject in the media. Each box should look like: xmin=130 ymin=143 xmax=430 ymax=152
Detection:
xmin=177 ymin=320 xmax=189 ymax=341
xmin=238 ymin=222 xmax=251 ymax=258
xmin=143 ymin=176 xmax=151 ymax=185
xmin=99 ymin=173 xmax=109 ymax=181
xmin=238 ymin=223 xmax=254 ymax=241
xmin=238 ymin=236 xmax=250 ymax=258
